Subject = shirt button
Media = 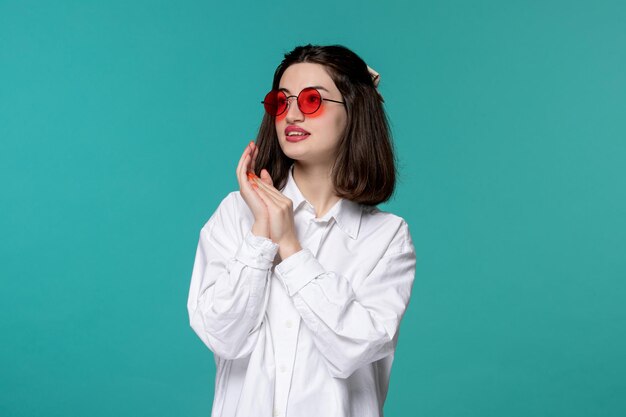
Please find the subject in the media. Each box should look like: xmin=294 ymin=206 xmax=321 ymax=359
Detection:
xmin=273 ymin=408 xmax=280 ymax=416
xmin=285 ymin=320 xmax=293 ymax=328
xmin=280 ymin=364 xmax=287 ymax=373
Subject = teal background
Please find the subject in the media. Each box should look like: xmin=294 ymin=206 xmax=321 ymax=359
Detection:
xmin=1 ymin=0 xmax=624 ymax=416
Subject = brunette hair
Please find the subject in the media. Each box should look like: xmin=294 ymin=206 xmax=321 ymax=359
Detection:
xmin=253 ymin=44 xmax=397 ymax=206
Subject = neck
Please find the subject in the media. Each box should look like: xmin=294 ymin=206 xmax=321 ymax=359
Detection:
xmin=292 ymin=162 xmax=341 ymax=218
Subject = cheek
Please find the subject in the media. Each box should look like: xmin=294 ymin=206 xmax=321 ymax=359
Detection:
xmin=306 ymin=105 xmax=325 ymax=118
xmin=275 ymin=117 xmax=285 ymax=136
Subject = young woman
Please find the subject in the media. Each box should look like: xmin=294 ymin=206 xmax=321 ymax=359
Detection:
xmin=188 ymin=44 xmax=416 ymax=417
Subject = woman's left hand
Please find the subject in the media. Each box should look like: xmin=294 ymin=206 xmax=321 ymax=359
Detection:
xmin=248 ymin=170 xmax=302 ymax=260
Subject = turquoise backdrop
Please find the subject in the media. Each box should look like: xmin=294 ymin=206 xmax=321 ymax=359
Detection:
xmin=1 ymin=1 xmax=624 ymax=416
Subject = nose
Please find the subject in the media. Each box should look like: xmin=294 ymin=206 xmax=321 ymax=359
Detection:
xmin=285 ymin=96 xmax=304 ymax=123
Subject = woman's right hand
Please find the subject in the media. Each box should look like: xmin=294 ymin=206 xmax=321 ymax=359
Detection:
xmin=236 ymin=141 xmax=270 ymax=238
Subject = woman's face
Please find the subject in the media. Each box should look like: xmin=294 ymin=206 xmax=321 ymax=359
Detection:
xmin=275 ymin=63 xmax=348 ymax=166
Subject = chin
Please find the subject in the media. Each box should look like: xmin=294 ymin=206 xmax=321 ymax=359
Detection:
xmin=282 ymin=150 xmax=307 ymax=161
xmin=280 ymin=146 xmax=312 ymax=162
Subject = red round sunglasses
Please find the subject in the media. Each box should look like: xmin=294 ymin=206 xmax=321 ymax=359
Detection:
xmin=261 ymin=87 xmax=345 ymax=117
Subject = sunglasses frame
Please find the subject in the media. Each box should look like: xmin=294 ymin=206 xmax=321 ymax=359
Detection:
xmin=261 ymin=87 xmax=345 ymax=117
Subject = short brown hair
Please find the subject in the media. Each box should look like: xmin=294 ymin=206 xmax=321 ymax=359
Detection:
xmin=253 ymin=44 xmax=397 ymax=206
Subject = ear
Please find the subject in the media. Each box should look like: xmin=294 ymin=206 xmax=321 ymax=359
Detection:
xmin=260 ymin=169 xmax=274 ymax=187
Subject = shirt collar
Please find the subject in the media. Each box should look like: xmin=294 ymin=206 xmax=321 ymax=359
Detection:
xmin=280 ymin=164 xmax=363 ymax=240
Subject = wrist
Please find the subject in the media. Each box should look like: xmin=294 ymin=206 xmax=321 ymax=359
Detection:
xmin=251 ymin=221 xmax=270 ymax=239
xmin=278 ymin=239 xmax=302 ymax=260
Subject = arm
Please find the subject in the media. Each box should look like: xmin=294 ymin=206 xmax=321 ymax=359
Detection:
xmin=187 ymin=193 xmax=279 ymax=360
xmin=274 ymin=220 xmax=417 ymax=378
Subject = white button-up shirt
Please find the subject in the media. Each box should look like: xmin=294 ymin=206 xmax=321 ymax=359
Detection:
xmin=188 ymin=165 xmax=417 ymax=417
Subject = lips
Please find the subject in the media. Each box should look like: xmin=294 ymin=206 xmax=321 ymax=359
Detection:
xmin=285 ymin=125 xmax=310 ymax=142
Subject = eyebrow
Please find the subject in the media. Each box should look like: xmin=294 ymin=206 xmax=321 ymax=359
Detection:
xmin=278 ymin=85 xmax=330 ymax=94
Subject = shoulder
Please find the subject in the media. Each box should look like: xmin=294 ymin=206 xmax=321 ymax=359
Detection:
xmin=359 ymin=205 xmax=413 ymax=255
xmin=361 ymin=205 xmax=410 ymax=232
xmin=196 ymin=191 xmax=255 ymax=253
xmin=219 ymin=190 xmax=246 ymax=211
xmin=200 ymin=191 xmax=252 ymax=232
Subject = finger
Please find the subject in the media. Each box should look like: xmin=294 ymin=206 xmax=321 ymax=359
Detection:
xmin=252 ymin=181 xmax=280 ymax=209
xmin=238 ymin=141 xmax=256 ymax=184
xmin=252 ymin=181 xmax=287 ymax=212
xmin=251 ymin=145 xmax=259 ymax=174
xmin=242 ymin=151 xmax=260 ymax=190
xmin=241 ymin=158 xmax=271 ymax=212
xmin=239 ymin=154 xmax=254 ymax=189
xmin=237 ymin=156 xmax=250 ymax=191
xmin=247 ymin=171 xmax=273 ymax=201
xmin=247 ymin=170 xmax=260 ymax=185
xmin=247 ymin=170 xmax=265 ymax=186
xmin=252 ymin=176 xmax=287 ymax=201
xmin=244 ymin=143 xmax=258 ymax=180
xmin=248 ymin=180 xmax=269 ymax=208
xmin=236 ymin=142 xmax=251 ymax=180
xmin=251 ymin=178 xmax=281 ymax=201
xmin=260 ymin=168 xmax=273 ymax=186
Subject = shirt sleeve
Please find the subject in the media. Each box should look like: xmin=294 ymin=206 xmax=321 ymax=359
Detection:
xmin=274 ymin=220 xmax=416 ymax=379
xmin=187 ymin=193 xmax=279 ymax=360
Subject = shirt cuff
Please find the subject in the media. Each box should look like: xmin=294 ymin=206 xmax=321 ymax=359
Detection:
xmin=275 ymin=248 xmax=326 ymax=296
xmin=234 ymin=230 xmax=279 ymax=270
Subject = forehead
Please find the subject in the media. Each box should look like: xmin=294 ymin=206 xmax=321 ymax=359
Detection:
xmin=278 ymin=63 xmax=338 ymax=93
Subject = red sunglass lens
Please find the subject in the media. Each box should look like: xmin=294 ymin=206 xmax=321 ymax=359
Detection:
xmin=263 ymin=91 xmax=287 ymax=116
xmin=298 ymin=88 xmax=322 ymax=114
